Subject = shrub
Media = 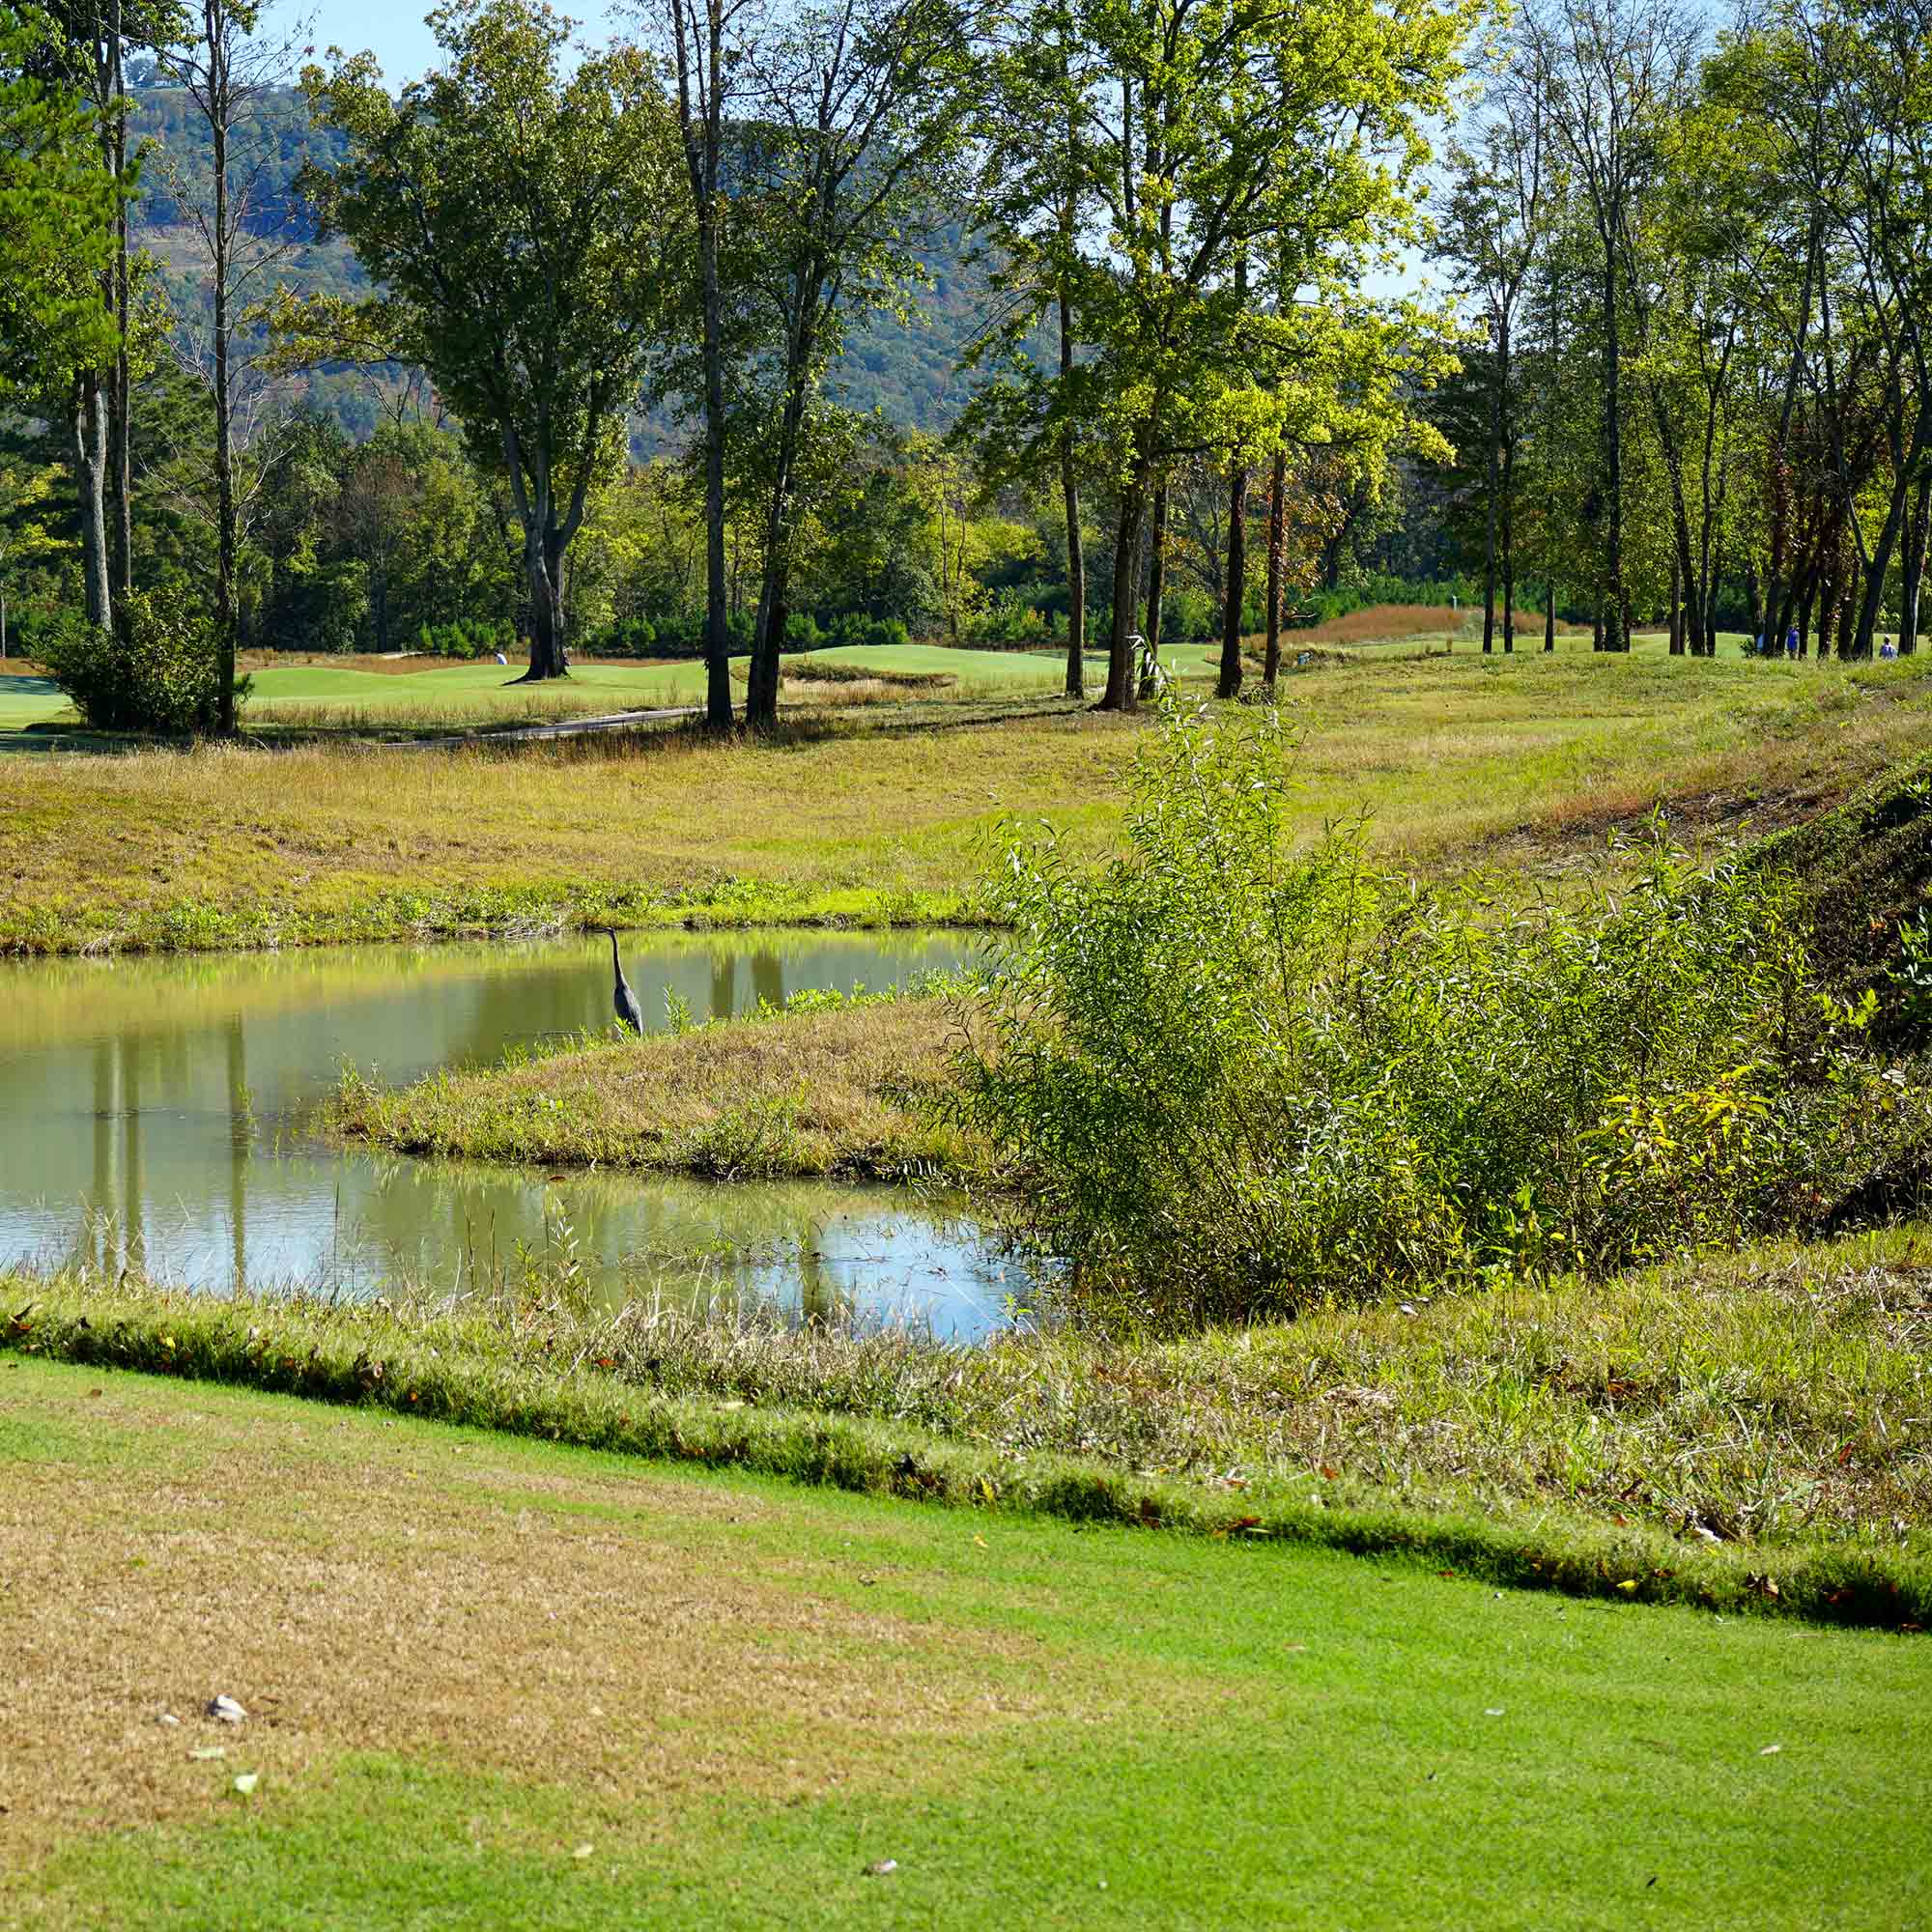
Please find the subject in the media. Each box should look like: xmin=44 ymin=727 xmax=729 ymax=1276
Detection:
xmin=577 ymin=615 xmax=657 ymax=659
xmin=416 ymin=618 xmax=513 ymax=660
xmin=953 ymin=701 xmax=1923 ymax=1329
xmin=37 ymin=594 xmax=241 ymax=734
xmin=968 ymin=591 xmax=1052 ymax=647
xmin=645 ymin=610 xmax=754 ymax=658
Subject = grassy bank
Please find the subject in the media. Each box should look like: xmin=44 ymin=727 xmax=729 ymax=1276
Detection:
xmin=4 ymin=648 xmax=1928 ymax=955
xmin=5 ymin=1227 xmax=1927 ymax=1627
xmin=330 ymin=992 xmax=977 ymax=1180
xmin=7 ymin=1355 xmax=1925 ymax=1929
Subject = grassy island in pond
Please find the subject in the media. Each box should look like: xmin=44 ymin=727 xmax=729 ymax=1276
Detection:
xmin=332 ymin=991 xmax=976 ymax=1181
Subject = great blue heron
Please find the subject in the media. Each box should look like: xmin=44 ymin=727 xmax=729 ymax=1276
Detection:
xmin=604 ymin=928 xmax=642 ymax=1034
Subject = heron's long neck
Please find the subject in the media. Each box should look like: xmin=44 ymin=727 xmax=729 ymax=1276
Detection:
xmin=608 ymin=929 xmax=621 ymax=978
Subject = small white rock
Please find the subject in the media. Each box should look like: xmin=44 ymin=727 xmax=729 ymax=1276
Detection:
xmin=157 ymin=1713 xmax=181 ymax=1727
xmin=865 ymin=1860 xmax=898 ymax=1878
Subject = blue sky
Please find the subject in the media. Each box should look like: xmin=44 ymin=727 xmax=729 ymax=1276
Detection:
xmin=303 ymin=0 xmax=624 ymax=83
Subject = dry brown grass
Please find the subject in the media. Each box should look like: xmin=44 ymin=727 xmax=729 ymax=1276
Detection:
xmin=1286 ymin=603 xmax=1586 ymax=648
xmin=0 ymin=1363 xmax=1131 ymax=1869
xmin=0 ymin=709 xmax=1136 ymax=948
xmin=6 ymin=649 xmax=1931 ymax=955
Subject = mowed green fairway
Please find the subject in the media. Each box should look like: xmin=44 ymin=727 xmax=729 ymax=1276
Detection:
xmin=0 ymin=635 xmax=1825 ymax=741
xmin=3 ymin=1356 xmax=1925 ymax=1931
xmin=0 ymin=644 xmax=1221 ymax=739
xmin=0 ymin=673 xmax=69 ymax=733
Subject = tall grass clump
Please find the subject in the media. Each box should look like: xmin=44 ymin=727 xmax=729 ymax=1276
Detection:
xmin=955 ymin=700 xmax=1927 ymax=1328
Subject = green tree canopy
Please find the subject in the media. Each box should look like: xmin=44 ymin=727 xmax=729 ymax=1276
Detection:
xmin=291 ymin=0 xmax=689 ymax=678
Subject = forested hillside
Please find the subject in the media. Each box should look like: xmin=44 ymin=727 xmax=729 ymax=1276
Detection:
xmin=124 ymin=84 xmax=1004 ymax=442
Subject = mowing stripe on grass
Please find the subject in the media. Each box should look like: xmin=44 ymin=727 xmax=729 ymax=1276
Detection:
xmin=7 ymin=1354 xmax=1928 ymax=1931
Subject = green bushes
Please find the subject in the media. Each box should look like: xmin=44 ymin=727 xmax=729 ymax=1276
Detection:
xmin=577 ymin=615 xmax=659 ymax=658
xmin=816 ymin=612 xmax=911 ymax=651
xmin=36 ymin=594 xmax=242 ymax=733
xmin=954 ymin=701 xmax=1926 ymax=1328
xmin=967 ymin=590 xmax=1056 ymax=646
xmin=416 ymin=617 xmax=514 ymax=659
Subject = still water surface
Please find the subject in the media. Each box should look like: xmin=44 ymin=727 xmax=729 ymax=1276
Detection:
xmin=0 ymin=931 xmax=1015 ymax=1339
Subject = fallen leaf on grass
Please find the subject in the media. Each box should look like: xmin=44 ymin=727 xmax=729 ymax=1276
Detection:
xmin=188 ymin=1747 xmax=226 ymax=1762
xmin=865 ymin=1860 xmax=898 ymax=1878
xmin=232 ymin=1774 xmax=259 ymax=1796
xmin=1617 ymin=1579 xmax=1640 ymax=1593
xmin=1759 ymin=1744 xmax=1782 ymax=1756
xmin=573 ymin=1844 xmax=594 ymax=1861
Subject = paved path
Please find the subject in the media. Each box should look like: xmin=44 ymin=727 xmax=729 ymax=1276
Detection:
xmin=388 ymin=703 xmax=705 ymax=750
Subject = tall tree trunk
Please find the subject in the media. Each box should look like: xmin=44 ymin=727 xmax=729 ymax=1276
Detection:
xmin=210 ymin=22 xmax=238 ymax=732
xmin=1100 ymin=459 xmax=1149 ymax=712
xmin=1762 ymin=222 xmax=1820 ymax=676
xmin=1499 ymin=384 xmax=1516 ymax=653
xmin=1544 ymin=578 xmax=1555 ymax=653
xmin=1140 ymin=480 xmax=1167 ymax=701
xmin=505 ymin=427 xmax=568 ymax=681
xmin=1853 ymin=402 xmax=1930 ymax=659
xmin=671 ymin=0 xmax=733 ymax=728
xmin=1263 ymin=449 xmax=1285 ymax=684
xmin=72 ymin=378 xmax=112 ymax=632
xmin=1602 ymin=239 xmax=1628 ymax=652
xmin=526 ymin=528 xmax=569 ymax=677
xmin=520 ymin=525 xmax=568 ymax=676
xmin=1482 ymin=326 xmax=1500 ymax=656
xmin=1216 ymin=457 xmax=1246 ymax=700
xmin=1668 ymin=549 xmax=1682 ymax=656
xmin=1901 ymin=469 xmax=1930 ymax=655
xmin=105 ymin=2 xmax=131 ymax=601
xmin=1838 ymin=550 xmax=1860 ymax=660
xmin=749 ymin=304 xmax=819 ymax=734
xmin=1059 ymin=271 xmax=1084 ymax=698
xmin=698 ymin=185 xmax=730 ymax=724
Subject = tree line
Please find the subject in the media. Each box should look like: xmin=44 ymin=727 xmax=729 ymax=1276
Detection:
xmin=2 ymin=0 xmax=1924 ymax=733
xmin=1433 ymin=0 xmax=1932 ymax=662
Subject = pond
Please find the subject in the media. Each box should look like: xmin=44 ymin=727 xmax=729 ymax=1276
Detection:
xmin=0 ymin=930 xmax=1020 ymax=1340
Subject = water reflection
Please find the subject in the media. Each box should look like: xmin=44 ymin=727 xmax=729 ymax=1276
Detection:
xmin=0 ymin=930 xmax=1011 ymax=1339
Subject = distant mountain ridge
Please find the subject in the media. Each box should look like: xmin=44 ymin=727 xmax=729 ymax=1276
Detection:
xmin=127 ymin=84 xmax=1012 ymax=444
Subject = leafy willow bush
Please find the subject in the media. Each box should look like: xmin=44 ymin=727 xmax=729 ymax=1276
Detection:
xmin=37 ymin=594 xmax=242 ymax=733
xmin=954 ymin=701 xmax=1924 ymax=1328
